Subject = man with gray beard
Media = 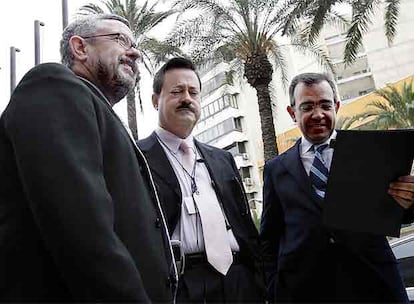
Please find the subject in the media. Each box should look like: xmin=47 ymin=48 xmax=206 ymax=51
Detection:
xmin=0 ymin=14 xmax=177 ymax=302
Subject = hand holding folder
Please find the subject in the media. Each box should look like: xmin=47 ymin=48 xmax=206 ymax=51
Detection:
xmin=323 ymin=130 xmax=414 ymax=237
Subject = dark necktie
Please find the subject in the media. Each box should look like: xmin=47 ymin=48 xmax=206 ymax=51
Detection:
xmin=310 ymin=144 xmax=329 ymax=199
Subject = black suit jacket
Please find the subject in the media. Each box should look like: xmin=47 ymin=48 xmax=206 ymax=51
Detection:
xmin=260 ymin=139 xmax=409 ymax=302
xmin=138 ymin=132 xmax=261 ymax=272
xmin=0 ymin=63 xmax=176 ymax=302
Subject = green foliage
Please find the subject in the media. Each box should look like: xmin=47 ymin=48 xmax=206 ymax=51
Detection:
xmin=342 ymin=81 xmax=414 ymax=130
xmin=336 ymin=115 xmax=358 ymax=130
xmin=79 ymin=0 xmax=181 ymax=74
xmin=167 ymin=0 xmax=335 ymax=160
xmin=168 ymin=0 xmax=334 ymax=72
xmin=281 ymin=0 xmax=401 ymax=64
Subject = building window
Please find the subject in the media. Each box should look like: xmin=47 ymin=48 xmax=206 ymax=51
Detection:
xmin=202 ymin=72 xmax=226 ymax=97
xmin=196 ymin=117 xmax=243 ymax=143
xmin=199 ymin=94 xmax=239 ymax=122
xmin=234 ymin=117 xmax=242 ymax=131
xmin=223 ymin=141 xmax=247 ymax=156
xmin=239 ymin=167 xmax=251 ymax=179
xmin=246 ymin=192 xmax=259 ymax=209
xmin=237 ymin=142 xmax=246 ymax=153
xmin=218 ymin=96 xmax=225 ymax=109
xmin=358 ymin=88 xmax=374 ymax=96
xmin=224 ymin=143 xmax=238 ymax=155
xmin=229 ymin=94 xmax=238 ymax=109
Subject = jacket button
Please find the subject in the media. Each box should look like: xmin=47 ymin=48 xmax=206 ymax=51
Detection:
xmin=329 ymin=237 xmax=335 ymax=244
xmin=165 ymin=277 xmax=171 ymax=287
xmin=155 ymin=217 xmax=161 ymax=228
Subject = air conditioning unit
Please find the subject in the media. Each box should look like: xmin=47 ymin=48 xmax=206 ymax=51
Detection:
xmin=242 ymin=153 xmax=249 ymax=160
xmin=244 ymin=177 xmax=253 ymax=186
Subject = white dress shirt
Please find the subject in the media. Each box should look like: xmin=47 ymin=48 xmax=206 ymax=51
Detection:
xmin=155 ymin=127 xmax=239 ymax=254
xmin=300 ymin=130 xmax=337 ymax=175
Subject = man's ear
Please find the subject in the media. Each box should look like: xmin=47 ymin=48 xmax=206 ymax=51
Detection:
xmin=335 ymin=100 xmax=340 ymax=113
xmin=152 ymin=94 xmax=159 ymax=110
xmin=287 ymin=105 xmax=296 ymax=122
xmin=69 ymin=36 xmax=88 ymax=62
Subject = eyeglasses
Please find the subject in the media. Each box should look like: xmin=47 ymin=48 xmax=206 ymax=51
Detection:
xmin=82 ymin=33 xmax=137 ymax=50
xmin=297 ymin=101 xmax=335 ymax=113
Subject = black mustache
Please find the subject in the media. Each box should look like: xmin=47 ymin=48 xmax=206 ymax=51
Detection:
xmin=177 ymin=103 xmax=195 ymax=111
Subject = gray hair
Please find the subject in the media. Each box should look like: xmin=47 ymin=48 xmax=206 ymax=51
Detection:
xmin=60 ymin=14 xmax=130 ymax=67
xmin=288 ymin=72 xmax=338 ymax=106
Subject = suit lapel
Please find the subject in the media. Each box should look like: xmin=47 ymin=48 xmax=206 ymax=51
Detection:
xmin=282 ymin=140 xmax=323 ymax=210
xmin=139 ymin=132 xmax=181 ymax=197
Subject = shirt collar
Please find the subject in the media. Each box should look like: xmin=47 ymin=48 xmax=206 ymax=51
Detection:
xmin=300 ymin=130 xmax=337 ymax=155
xmin=155 ymin=127 xmax=194 ymax=154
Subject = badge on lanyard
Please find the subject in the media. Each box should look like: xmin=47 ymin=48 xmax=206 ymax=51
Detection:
xmin=183 ymin=196 xmax=197 ymax=214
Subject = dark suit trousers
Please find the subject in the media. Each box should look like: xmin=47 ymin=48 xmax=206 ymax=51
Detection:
xmin=275 ymin=242 xmax=408 ymax=303
xmin=177 ymin=262 xmax=263 ymax=303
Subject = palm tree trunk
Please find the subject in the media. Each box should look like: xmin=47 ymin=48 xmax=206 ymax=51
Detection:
xmin=127 ymin=90 xmax=138 ymax=140
xmin=255 ymin=84 xmax=279 ymax=161
xmin=244 ymin=53 xmax=279 ymax=161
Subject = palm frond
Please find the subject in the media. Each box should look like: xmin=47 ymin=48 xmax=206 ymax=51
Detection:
xmin=344 ymin=0 xmax=376 ymax=64
xmin=279 ymin=0 xmax=316 ymax=37
xmin=268 ymin=41 xmax=289 ymax=91
xmin=336 ymin=115 xmax=358 ymax=129
xmin=166 ymin=15 xmax=221 ymax=47
xmin=78 ymin=3 xmax=105 ymax=14
xmin=289 ymin=34 xmax=335 ymax=75
xmin=323 ymin=10 xmax=350 ymax=34
xmin=140 ymin=37 xmax=183 ymax=70
xmin=353 ymin=80 xmax=414 ymax=129
xmin=384 ymin=0 xmax=400 ymax=45
xmin=305 ymin=0 xmax=335 ymax=44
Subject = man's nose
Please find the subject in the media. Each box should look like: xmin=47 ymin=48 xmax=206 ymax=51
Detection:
xmin=311 ymin=106 xmax=324 ymax=118
xmin=126 ymin=47 xmax=140 ymax=61
xmin=181 ymin=90 xmax=193 ymax=103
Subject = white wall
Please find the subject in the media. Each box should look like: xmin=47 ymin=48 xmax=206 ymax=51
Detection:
xmin=363 ymin=0 xmax=414 ymax=88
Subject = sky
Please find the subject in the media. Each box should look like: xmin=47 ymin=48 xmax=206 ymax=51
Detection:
xmin=0 ymin=0 xmax=159 ymax=138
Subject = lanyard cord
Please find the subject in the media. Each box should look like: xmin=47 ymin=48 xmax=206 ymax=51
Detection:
xmin=155 ymin=133 xmax=199 ymax=194
xmin=156 ymin=134 xmax=203 ymax=252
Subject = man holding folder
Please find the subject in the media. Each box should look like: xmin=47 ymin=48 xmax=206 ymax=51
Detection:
xmin=260 ymin=72 xmax=414 ymax=302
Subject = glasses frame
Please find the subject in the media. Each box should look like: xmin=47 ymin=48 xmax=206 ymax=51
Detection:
xmin=297 ymin=101 xmax=335 ymax=113
xmin=82 ymin=33 xmax=137 ymax=50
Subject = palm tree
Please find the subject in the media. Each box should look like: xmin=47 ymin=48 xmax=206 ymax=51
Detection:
xmin=336 ymin=116 xmax=356 ymax=130
xmin=342 ymin=81 xmax=414 ymax=130
xmin=167 ymin=0 xmax=336 ymax=161
xmin=281 ymin=0 xmax=401 ymax=63
xmin=79 ymin=0 xmax=181 ymax=140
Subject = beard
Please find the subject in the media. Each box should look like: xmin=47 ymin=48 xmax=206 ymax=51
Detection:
xmin=96 ymin=58 xmax=137 ymax=104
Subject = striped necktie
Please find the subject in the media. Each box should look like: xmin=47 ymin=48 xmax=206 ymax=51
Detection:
xmin=310 ymin=144 xmax=329 ymax=199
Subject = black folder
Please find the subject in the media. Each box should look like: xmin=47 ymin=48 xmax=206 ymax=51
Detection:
xmin=323 ymin=129 xmax=414 ymax=237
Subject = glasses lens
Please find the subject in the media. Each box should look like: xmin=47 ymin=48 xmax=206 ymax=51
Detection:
xmin=116 ymin=34 xmax=128 ymax=48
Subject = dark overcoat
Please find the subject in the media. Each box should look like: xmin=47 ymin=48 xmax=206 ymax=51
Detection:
xmin=0 ymin=63 xmax=176 ymax=302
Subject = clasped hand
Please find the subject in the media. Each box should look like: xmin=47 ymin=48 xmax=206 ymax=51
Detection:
xmin=389 ymin=175 xmax=414 ymax=209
